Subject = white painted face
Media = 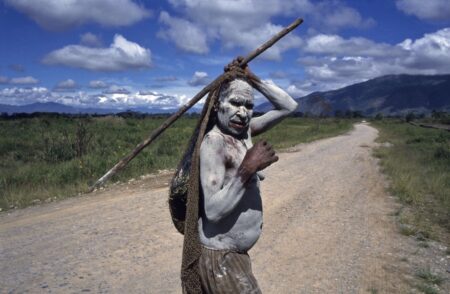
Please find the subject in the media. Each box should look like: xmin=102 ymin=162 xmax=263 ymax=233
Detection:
xmin=217 ymin=79 xmax=254 ymax=137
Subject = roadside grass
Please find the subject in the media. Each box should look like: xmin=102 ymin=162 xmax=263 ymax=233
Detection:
xmin=257 ymin=117 xmax=353 ymax=149
xmin=416 ymin=268 xmax=444 ymax=286
xmin=0 ymin=116 xmax=353 ymax=211
xmin=415 ymin=268 xmax=444 ymax=294
xmin=372 ymin=119 xmax=450 ymax=243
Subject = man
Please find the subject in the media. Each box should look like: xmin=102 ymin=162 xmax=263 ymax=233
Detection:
xmin=197 ymin=57 xmax=298 ymax=293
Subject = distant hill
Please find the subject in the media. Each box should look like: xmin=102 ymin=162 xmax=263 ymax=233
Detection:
xmin=3 ymin=75 xmax=450 ymax=116
xmin=0 ymin=102 xmax=186 ymax=115
xmin=0 ymin=102 xmax=117 ymax=115
xmin=256 ymin=74 xmax=450 ymax=116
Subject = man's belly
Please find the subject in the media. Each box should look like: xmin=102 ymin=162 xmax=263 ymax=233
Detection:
xmin=199 ymin=186 xmax=263 ymax=252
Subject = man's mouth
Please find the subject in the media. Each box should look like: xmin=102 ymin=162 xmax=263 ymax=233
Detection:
xmin=229 ymin=120 xmax=247 ymax=129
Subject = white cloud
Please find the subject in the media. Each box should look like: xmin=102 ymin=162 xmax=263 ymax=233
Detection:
xmin=314 ymin=4 xmax=375 ymax=30
xmin=42 ymin=34 xmax=152 ymax=71
xmin=9 ymin=76 xmax=39 ymax=84
xmin=55 ymin=79 xmax=77 ymax=90
xmin=286 ymin=84 xmax=309 ymax=97
xmin=0 ymin=87 xmax=52 ymax=105
xmin=188 ymin=71 xmax=210 ymax=86
xmin=396 ymin=0 xmax=450 ymax=21
xmin=89 ymin=80 xmax=108 ymax=89
xmin=158 ymin=11 xmax=209 ymax=54
xmin=5 ymin=0 xmax=151 ymax=30
xmin=399 ymin=28 xmax=450 ymax=71
xmin=0 ymin=85 xmax=189 ymax=110
xmin=80 ymin=32 xmax=102 ymax=47
xmin=220 ymin=22 xmax=302 ymax=60
xmin=292 ymin=28 xmax=450 ymax=95
xmin=160 ymin=0 xmax=373 ymax=57
xmin=103 ymin=85 xmax=131 ymax=94
xmin=305 ymin=34 xmax=403 ymax=57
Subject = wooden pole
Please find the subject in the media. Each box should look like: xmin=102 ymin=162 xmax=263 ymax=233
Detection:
xmin=89 ymin=18 xmax=304 ymax=192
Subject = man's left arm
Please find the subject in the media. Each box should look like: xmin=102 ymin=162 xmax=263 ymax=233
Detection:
xmin=250 ymin=79 xmax=298 ymax=136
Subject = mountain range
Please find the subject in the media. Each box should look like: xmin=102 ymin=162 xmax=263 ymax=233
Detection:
xmin=0 ymin=102 xmax=182 ymax=115
xmin=257 ymin=74 xmax=450 ymax=116
xmin=1 ymin=74 xmax=449 ymax=116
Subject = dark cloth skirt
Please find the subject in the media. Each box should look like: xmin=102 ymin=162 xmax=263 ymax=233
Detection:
xmin=197 ymin=245 xmax=262 ymax=294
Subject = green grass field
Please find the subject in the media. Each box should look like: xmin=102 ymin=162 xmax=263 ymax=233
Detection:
xmin=0 ymin=116 xmax=353 ymax=211
xmin=372 ymin=119 xmax=450 ymax=242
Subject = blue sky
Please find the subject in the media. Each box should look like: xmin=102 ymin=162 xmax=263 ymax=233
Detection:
xmin=1 ymin=0 xmax=450 ymax=110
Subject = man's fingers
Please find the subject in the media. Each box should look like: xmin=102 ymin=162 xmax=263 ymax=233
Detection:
xmin=259 ymin=155 xmax=279 ymax=171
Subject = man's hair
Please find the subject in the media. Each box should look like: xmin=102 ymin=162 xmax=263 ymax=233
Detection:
xmin=218 ymin=78 xmax=253 ymax=102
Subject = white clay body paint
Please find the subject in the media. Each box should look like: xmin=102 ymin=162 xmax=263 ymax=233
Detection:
xmin=198 ymin=77 xmax=298 ymax=252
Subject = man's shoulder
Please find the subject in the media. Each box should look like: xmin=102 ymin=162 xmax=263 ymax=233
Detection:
xmin=201 ymin=128 xmax=226 ymax=151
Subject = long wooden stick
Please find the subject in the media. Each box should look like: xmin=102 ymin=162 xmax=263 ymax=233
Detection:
xmin=89 ymin=18 xmax=303 ymax=192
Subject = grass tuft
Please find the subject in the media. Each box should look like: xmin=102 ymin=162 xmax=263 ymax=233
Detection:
xmin=416 ymin=283 xmax=439 ymax=294
xmin=416 ymin=268 xmax=444 ymax=285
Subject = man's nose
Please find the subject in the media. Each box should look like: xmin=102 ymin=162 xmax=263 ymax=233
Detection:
xmin=237 ymin=106 xmax=248 ymax=117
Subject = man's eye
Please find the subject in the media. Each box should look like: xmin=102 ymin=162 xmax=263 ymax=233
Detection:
xmin=230 ymin=101 xmax=240 ymax=107
xmin=246 ymin=104 xmax=254 ymax=110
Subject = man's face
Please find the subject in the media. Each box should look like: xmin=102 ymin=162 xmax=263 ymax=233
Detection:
xmin=217 ymin=79 xmax=254 ymax=137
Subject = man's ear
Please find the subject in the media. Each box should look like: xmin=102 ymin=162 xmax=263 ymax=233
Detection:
xmin=213 ymin=100 xmax=220 ymax=112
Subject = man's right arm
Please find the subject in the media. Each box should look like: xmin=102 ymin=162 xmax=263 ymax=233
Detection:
xmin=200 ymin=133 xmax=279 ymax=223
xmin=200 ymin=132 xmax=248 ymax=223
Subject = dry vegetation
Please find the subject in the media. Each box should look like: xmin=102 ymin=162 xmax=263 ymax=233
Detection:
xmin=372 ymin=119 xmax=450 ymax=245
xmin=0 ymin=115 xmax=353 ymax=211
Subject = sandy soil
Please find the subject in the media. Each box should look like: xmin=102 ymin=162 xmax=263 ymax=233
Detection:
xmin=1 ymin=123 xmax=448 ymax=293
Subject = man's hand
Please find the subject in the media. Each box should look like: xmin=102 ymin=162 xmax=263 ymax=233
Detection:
xmin=238 ymin=140 xmax=278 ymax=183
xmin=224 ymin=56 xmax=260 ymax=84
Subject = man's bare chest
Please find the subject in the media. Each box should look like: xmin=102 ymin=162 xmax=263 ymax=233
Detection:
xmin=222 ymin=134 xmax=252 ymax=169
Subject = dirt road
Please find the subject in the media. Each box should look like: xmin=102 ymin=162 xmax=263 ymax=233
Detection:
xmin=1 ymin=123 xmax=448 ymax=293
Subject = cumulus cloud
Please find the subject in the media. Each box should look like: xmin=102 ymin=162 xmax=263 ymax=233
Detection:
xmin=5 ymin=0 xmax=151 ymax=30
xmin=9 ymin=76 xmax=39 ymax=84
xmin=99 ymin=90 xmax=187 ymax=109
xmin=102 ymin=85 xmax=131 ymax=95
xmin=54 ymin=79 xmax=78 ymax=91
xmin=42 ymin=34 xmax=152 ymax=71
xmin=220 ymin=22 xmax=302 ymax=60
xmin=396 ymin=0 xmax=450 ymax=21
xmin=305 ymin=34 xmax=404 ymax=57
xmin=159 ymin=0 xmax=372 ymax=58
xmin=399 ymin=28 xmax=450 ymax=71
xmin=89 ymin=80 xmax=108 ymax=89
xmin=158 ymin=11 xmax=209 ymax=54
xmin=286 ymin=84 xmax=310 ymax=97
xmin=0 ymin=87 xmax=52 ymax=105
xmin=291 ymin=27 xmax=450 ymax=95
xmin=311 ymin=3 xmax=375 ymax=30
xmin=80 ymin=32 xmax=102 ymax=47
xmin=188 ymin=71 xmax=210 ymax=86
xmin=0 ymin=85 xmax=188 ymax=110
